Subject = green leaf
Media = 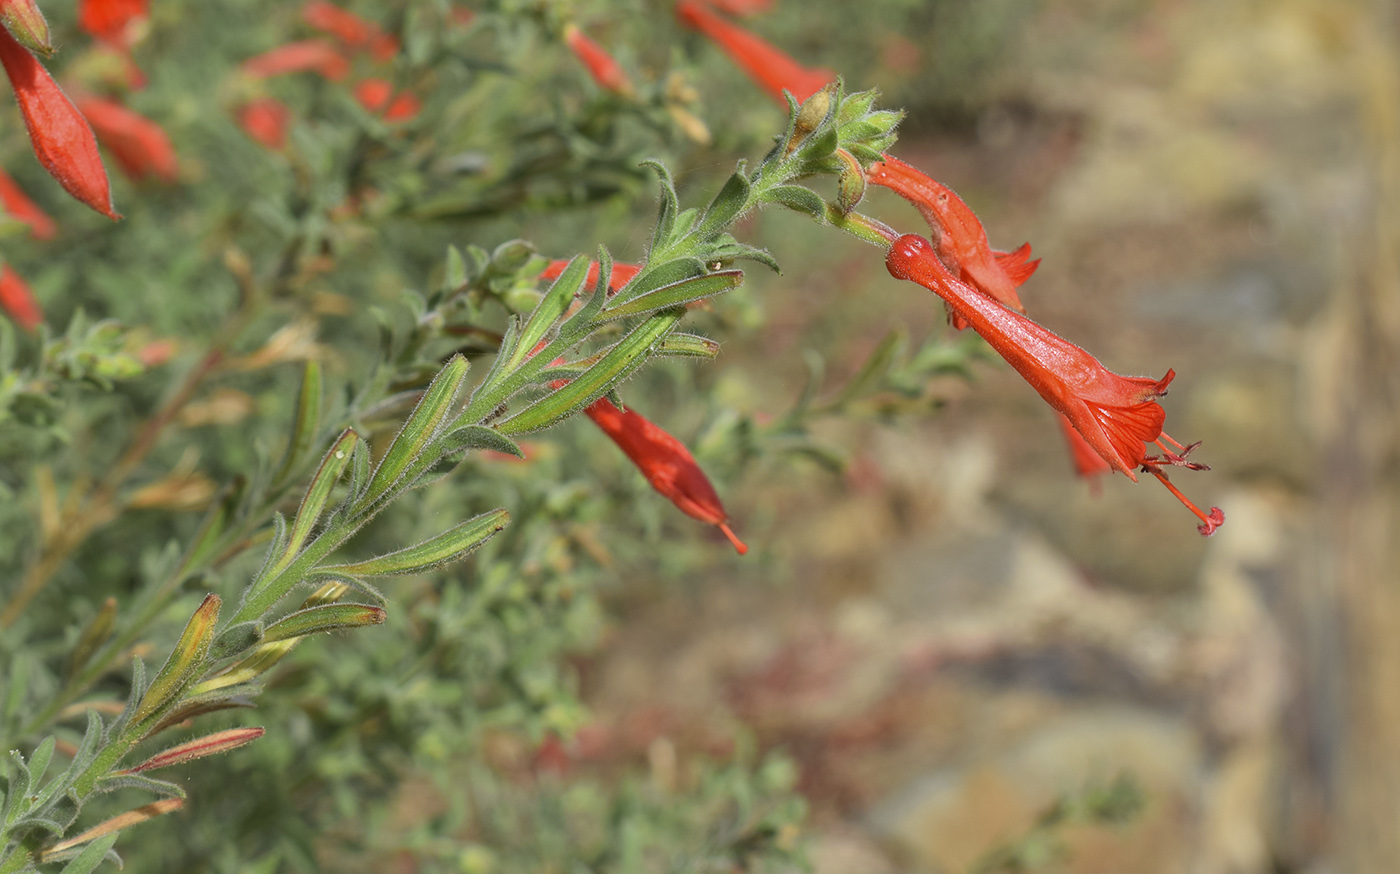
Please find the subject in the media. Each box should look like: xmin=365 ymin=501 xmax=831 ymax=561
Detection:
xmin=655 ymin=333 xmax=720 ymax=360
xmin=642 ymin=159 xmax=680 ymax=253
xmin=602 ymin=271 xmax=744 ymax=320
xmin=836 ymin=89 xmax=877 ymax=126
xmin=55 ymin=833 xmax=119 ymax=874
xmin=262 ymin=604 xmax=386 ymax=642
xmin=95 ymin=773 xmax=187 ymax=799
xmin=762 ymin=185 xmax=826 ymax=219
xmin=508 ymin=255 xmax=588 ymax=369
xmin=695 ymin=167 xmax=751 ymax=240
xmin=130 ymin=594 xmax=221 ymax=730
xmin=444 ymin=245 xmax=468 ymax=292
xmin=358 ymin=355 xmax=470 ymax=507
xmin=611 ymin=257 xmax=706 ymax=307
xmin=438 ymin=424 xmax=524 ymax=459
xmin=704 ymin=238 xmax=782 ymax=274
xmin=281 ymin=429 xmax=358 ymax=566
xmin=496 ymin=309 xmax=684 ymax=435
xmin=208 ymin=621 xmax=265 ymax=662
xmin=27 ymin=736 xmax=55 ymax=790
xmin=322 ymin=509 xmax=510 ymax=576
xmin=271 ymin=361 xmax=323 ymax=491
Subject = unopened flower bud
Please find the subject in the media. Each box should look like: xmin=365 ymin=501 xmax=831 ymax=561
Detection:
xmin=0 ymin=0 xmax=51 ymax=55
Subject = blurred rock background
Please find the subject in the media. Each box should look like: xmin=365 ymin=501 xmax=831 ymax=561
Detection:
xmin=574 ymin=0 xmax=1400 ymax=871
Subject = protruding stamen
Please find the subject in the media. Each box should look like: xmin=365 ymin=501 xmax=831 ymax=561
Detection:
xmin=718 ymin=522 xmax=749 ymax=555
xmin=1143 ymin=466 xmax=1225 ymax=536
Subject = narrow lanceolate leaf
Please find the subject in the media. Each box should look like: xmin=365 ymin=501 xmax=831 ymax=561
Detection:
xmin=358 ymin=354 xmax=470 ymax=507
xmin=762 ymin=185 xmax=826 ymax=219
xmin=509 ymin=255 xmax=588 ymax=368
xmin=695 ymin=167 xmax=751 ymax=240
xmin=610 ymin=257 xmax=706 ymax=307
xmin=94 ymin=773 xmax=186 ymax=798
xmin=497 ymin=308 xmax=684 ymax=435
xmin=132 ymin=594 xmax=220 ymax=727
xmin=656 ymin=332 xmax=721 ymax=360
xmin=272 ymin=360 xmax=324 ymax=490
xmin=281 ymin=429 xmax=358 ymax=564
xmin=25 ymin=735 xmax=55 ymax=789
xmin=602 ymin=270 xmax=744 ymax=320
xmin=437 ymin=424 xmax=525 ymax=459
xmin=40 ymin=801 xmax=182 ymax=861
xmin=643 ymin=158 xmax=680 ymax=252
xmin=322 ymin=508 xmax=510 ymax=576
xmin=261 ymin=604 xmax=385 ymax=642
xmin=124 ymin=727 xmax=266 ymax=773
xmin=50 ymin=832 xmax=118 ymax=874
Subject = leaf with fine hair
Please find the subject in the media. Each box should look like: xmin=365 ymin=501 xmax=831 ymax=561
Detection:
xmin=130 ymin=594 xmax=220 ymax=728
xmin=601 ymin=270 xmax=744 ymax=321
xmin=655 ymin=333 xmax=721 ymax=360
xmin=320 ymin=508 xmax=510 ymax=576
xmin=509 ymin=255 xmax=588 ymax=369
xmin=357 ymin=354 xmax=470 ymax=508
xmin=52 ymin=832 xmax=119 ymax=874
xmin=280 ymin=429 xmax=359 ymax=564
xmin=695 ymin=166 xmax=751 ymax=241
xmin=643 ymin=159 xmax=681 ymax=253
xmin=261 ymin=604 xmax=386 ymax=642
xmin=762 ymin=185 xmax=826 ymax=219
xmin=610 ymin=257 xmax=706 ymax=308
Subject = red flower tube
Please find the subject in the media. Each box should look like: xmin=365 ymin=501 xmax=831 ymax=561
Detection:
xmin=563 ymin=24 xmax=634 ymax=96
xmin=240 ymin=40 xmax=351 ymax=82
xmin=674 ymin=0 xmax=834 ymax=104
xmin=885 ymin=233 xmax=1223 ymax=535
xmin=0 ymin=167 xmax=55 ymax=238
xmin=0 ymin=27 xmax=118 ymax=219
xmin=868 ymin=154 xmax=1038 ymax=328
xmin=585 ymin=397 xmax=748 ymax=554
xmin=302 ymin=0 xmax=399 ymax=62
xmin=0 ymin=264 xmax=41 ymax=331
xmin=77 ymin=97 xmax=178 ymax=184
xmin=236 ymin=97 xmax=292 ymax=150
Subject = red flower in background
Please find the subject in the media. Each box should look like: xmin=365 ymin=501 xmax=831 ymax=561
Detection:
xmin=868 ymin=153 xmax=1038 ymax=329
xmin=0 ymin=167 xmax=55 ymax=238
xmin=354 ymin=78 xmax=420 ymax=122
xmin=885 ymin=233 xmax=1223 ymax=535
xmin=584 ymin=397 xmax=748 ymax=554
xmin=77 ymin=97 xmax=178 ymax=183
xmin=0 ymin=264 xmax=41 ymax=331
xmin=0 ymin=27 xmax=118 ymax=219
xmin=563 ymin=24 xmax=634 ymax=96
xmin=237 ymin=97 xmax=292 ymax=150
xmin=303 ymin=0 xmax=398 ymax=63
xmin=540 ymin=259 xmax=643 ymax=295
xmin=78 ymin=0 xmax=147 ymax=44
xmin=674 ymin=0 xmax=834 ymax=104
xmin=240 ymin=40 xmax=350 ymax=82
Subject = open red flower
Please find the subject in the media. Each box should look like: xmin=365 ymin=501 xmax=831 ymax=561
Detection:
xmin=0 ymin=167 xmax=55 ymax=238
xmin=868 ymin=154 xmax=1038 ymax=329
xmin=0 ymin=264 xmax=41 ymax=331
xmin=674 ymin=0 xmax=834 ymax=104
xmin=885 ymin=233 xmax=1223 ymax=535
xmin=77 ymin=97 xmax=178 ymax=184
xmin=0 ymin=27 xmax=118 ymax=219
xmin=237 ymin=97 xmax=292 ymax=150
xmin=303 ymin=0 xmax=398 ymax=63
xmin=584 ymin=397 xmax=748 ymax=554
xmin=240 ymin=40 xmax=351 ymax=82
xmin=563 ymin=24 xmax=634 ymax=97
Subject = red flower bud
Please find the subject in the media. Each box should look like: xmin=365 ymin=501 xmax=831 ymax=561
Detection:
xmin=885 ymin=233 xmax=1223 ymax=535
xmin=236 ymin=97 xmax=292 ymax=150
xmin=674 ymin=0 xmax=834 ymax=104
xmin=0 ymin=264 xmax=41 ymax=331
xmin=0 ymin=28 xmax=118 ymax=219
xmin=0 ymin=167 xmax=55 ymax=238
xmin=302 ymin=0 xmax=399 ymax=62
xmin=240 ymin=40 xmax=351 ymax=82
xmin=0 ymin=0 xmax=51 ymax=56
xmin=585 ymin=397 xmax=748 ymax=554
xmin=563 ymin=24 xmax=634 ymax=96
xmin=77 ymin=97 xmax=178 ymax=184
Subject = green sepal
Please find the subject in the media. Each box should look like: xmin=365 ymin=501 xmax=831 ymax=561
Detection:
xmin=762 ymin=185 xmax=826 ymax=219
xmin=271 ymin=360 xmax=323 ymax=491
xmin=357 ymin=355 xmax=470 ymax=508
xmin=321 ymin=508 xmax=510 ymax=576
xmin=496 ymin=309 xmax=683 ymax=435
xmin=261 ymin=604 xmax=387 ymax=643
xmin=836 ymin=89 xmax=877 ymax=126
xmin=695 ymin=165 xmax=751 ymax=240
xmin=655 ymin=333 xmax=720 ymax=360
xmin=602 ymin=270 xmax=743 ymax=320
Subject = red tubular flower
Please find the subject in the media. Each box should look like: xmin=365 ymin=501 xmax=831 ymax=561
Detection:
xmin=1056 ymin=410 xmax=1111 ymax=487
xmin=540 ymin=259 xmax=643 ymax=294
xmin=563 ymin=24 xmax=634 ymax=96
xmin=354 ymin=78 xmax=420 ymax=122
xmin=240 ymin=40 xmax=351 ymax=82
xmin=0 ymin=28 xmax=118 ymax=219
xmin=868 ymin=154 xmax=1038 ymax=329
xmin=77 ymin=0 xmax=147 ymax=44
xmin=0 ymin=0 xmax=51 ymax=55
xmin=237 ymin=97 xmax=292 ymax=150
xmin=0 ymin=167 xmax=55 ymax=238
xmin=77 ymin=97 xmax=178 ymax=184
xmin=0 ymin=264 xmax=41 ymax=331
xmin=885 ymin=233 xmax=1223 ymax=535
xmin=302 ymin=0 xmax=399 ymax=62
xmin=674 ymin=0 xmax=834 ymax=104
xmin=585 ymin=397 xmax=748 ymax=554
